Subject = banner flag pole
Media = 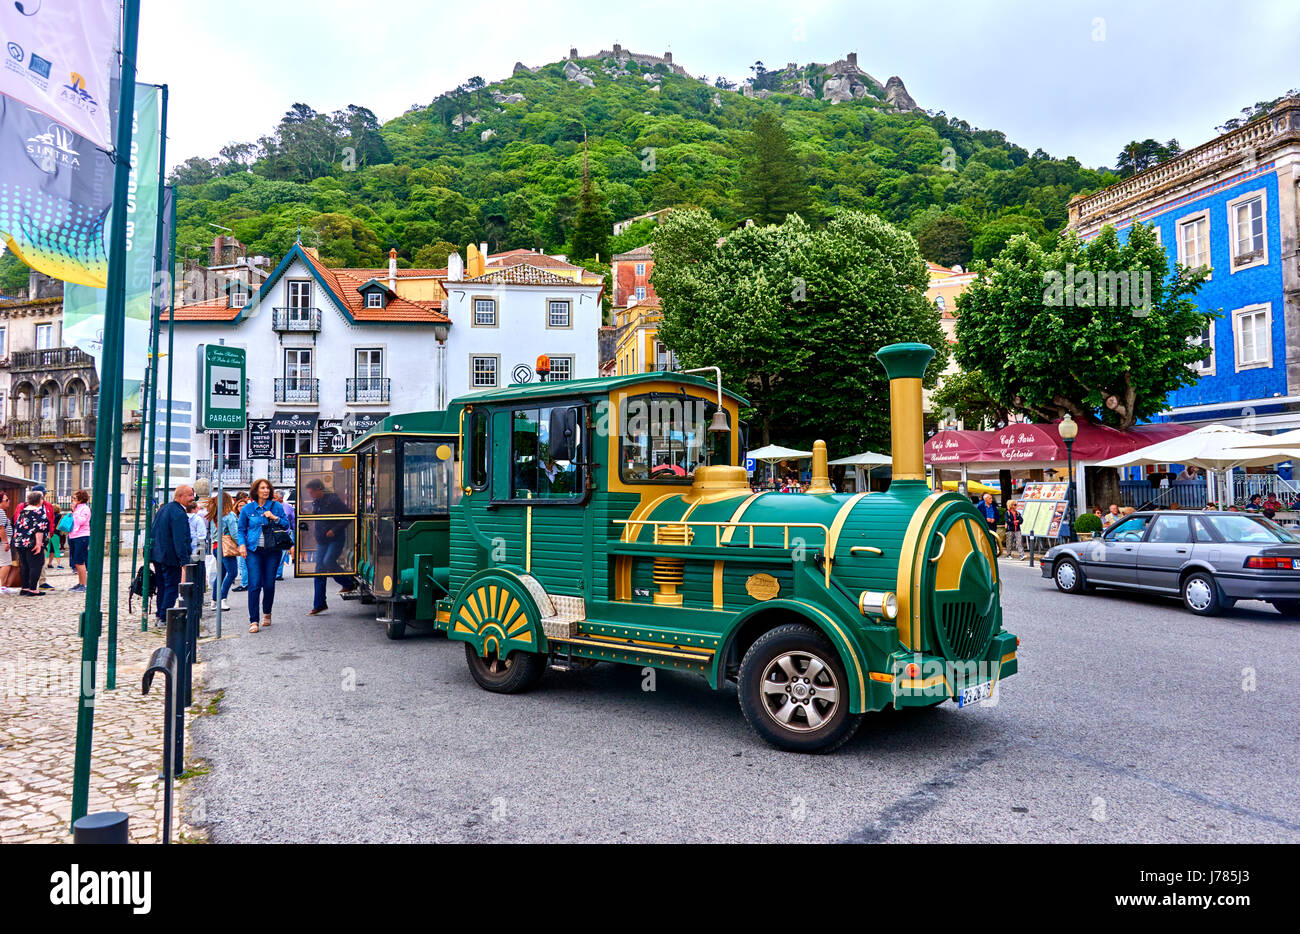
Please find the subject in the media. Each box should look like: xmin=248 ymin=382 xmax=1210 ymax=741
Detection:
xmin=71 ymin=0 xmax=142 ymax=829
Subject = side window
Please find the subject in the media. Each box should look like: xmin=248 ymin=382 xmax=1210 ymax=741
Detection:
xmin=1147 ymin=515 xmax=1191 ymax=544
xmin=1107 ymin=515 xmax=1151 ymax=542
xmin=469 ymin=410 xmax=489 ymax=490
xmin=403 ymin=441 xmax=461 ymax=515
xmin=1193 ymin=518 xmax=1215 ymax=543
xmin=508 ymin=405 xmax=583 ymax=501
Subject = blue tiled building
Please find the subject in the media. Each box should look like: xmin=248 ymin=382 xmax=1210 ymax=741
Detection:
xmin=1069 ymin=97 xmax=1300 ymax=435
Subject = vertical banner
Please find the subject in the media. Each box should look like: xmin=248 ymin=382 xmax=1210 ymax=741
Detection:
xmin=63 ymin=82 xmax=160 ymax=410
xmin=0 ymin=0 xmax=118 ymax=148
xmin=0 ymin=0 xmax=120 ymax=285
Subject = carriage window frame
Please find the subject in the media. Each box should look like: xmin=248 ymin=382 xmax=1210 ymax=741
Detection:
xmin=618 ymin=391 xmax=730 ymax=486
xmin=399 ymin=438 xmax=461 ymax=517
xmin=492 ymin=399 xmax=588 ymax=506
xmin=467 ymin=409 xmax=490 ymax=491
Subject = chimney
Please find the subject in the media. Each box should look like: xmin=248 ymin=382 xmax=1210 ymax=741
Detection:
xmin=447 ymin=251 xmax=464 ymax=281
xmin=388 ymin=248 xmax=397 ymax=292
xmin=876 ymin=342 xmax=935 ymax=483
xmin=479 ymin=241 xmax=489 ymax=265
xmin=807 ymin=440 xmax=833 ymax=494
xmin=466 ymin=243 xmax=485 ymax=278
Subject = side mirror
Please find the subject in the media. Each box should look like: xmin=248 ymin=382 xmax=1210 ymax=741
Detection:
xmin=548 ymin=407 xmax=579 ymax=462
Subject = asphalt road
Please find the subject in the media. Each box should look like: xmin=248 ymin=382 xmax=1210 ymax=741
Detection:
xmin=189 ymin=559 xmax=1300 ymax=842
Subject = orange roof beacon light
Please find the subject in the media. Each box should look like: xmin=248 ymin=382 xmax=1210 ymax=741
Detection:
xmin=536 ymin=354 xmax=551 ymax=382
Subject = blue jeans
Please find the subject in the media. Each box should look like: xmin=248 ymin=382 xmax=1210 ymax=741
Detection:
xmin=237 ymin=554 xmax=248 ymax=586
xmin=312 ymin=538 xmax=355 ymax=610
xmin=214 ymin=555 xmax=238 ymax=600
xmin=246 ymin=548 xmax=282 ymax=623
xmin=153 ymin=562 xmax=182 ymax=622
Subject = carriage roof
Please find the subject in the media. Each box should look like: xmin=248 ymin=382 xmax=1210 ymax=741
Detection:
xmin=448 ymin=371 xmax=749 ymax=407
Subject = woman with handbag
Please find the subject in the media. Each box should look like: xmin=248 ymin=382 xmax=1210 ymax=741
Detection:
xmin=207 ymin=493 xmax=238 ymax=611
xmin=236 ymin=478 xmax=293 ymax=633
xmin=13 ymin=491 xmax=50 ymax=597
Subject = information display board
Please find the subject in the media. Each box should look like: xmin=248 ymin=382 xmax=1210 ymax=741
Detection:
xmin=1020 ymin=482 xmax=1070 ymax=538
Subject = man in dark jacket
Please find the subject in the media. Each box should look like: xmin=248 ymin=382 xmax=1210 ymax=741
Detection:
xmin=305 ymin=479 xmax=356 ymax=615
xmin=149 ymin=485 xmax=195 ymax=626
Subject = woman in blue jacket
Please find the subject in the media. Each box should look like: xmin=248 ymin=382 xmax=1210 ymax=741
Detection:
xmin=237 ymin=478 xmax=293 ymax=633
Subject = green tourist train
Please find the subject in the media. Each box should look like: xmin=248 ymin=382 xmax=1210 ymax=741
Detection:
xmin=293 ymin=343 xmax=1018 ymax=752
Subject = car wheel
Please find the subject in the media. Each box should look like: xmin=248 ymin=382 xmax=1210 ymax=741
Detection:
xmin=1182 ymin=571 xmax=1222 ymax=616
xmin=738 ymin=623 xmax=863 ymax=753
xmin=1053 ymin=557 xmax=1085 ymax=594
xmin=1271 ymin=599 xmax=1300 ymax=617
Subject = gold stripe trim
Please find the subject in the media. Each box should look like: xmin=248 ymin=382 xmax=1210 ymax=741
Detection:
xmin=712 ymin=561 xmax=724 ymax=609
xmin=553 ymin=635 xmax=714 ymax=662
xmin=720 ymin=491 xmax=767 ymax=543
xmin=896 ymin=492 xmax=946 ymax=651
xmin=525 ymin=505 xmax=532 ymax=573
xmin=826 ymin=492 xmax=869 ymax=559
xmin=801 ymin=604 xmax=866 ymax=708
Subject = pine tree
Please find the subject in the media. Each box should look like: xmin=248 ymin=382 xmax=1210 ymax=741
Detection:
xmin=570 ymin=132 xmax=610 ymax=262
xmin=741 ymin=110 xmax=811 ymax=225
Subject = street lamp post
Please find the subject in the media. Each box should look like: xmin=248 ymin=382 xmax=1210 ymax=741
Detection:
xmin=1059 ymin=414 xmax=1079 ymax=540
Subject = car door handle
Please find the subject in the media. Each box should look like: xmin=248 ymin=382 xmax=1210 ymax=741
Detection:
xmin=1176 ymin=548 xmax=1188 ymax=554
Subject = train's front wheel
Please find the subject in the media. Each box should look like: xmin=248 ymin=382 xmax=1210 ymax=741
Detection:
xmin=464 ymin=642 xmax=547 ymax=694
xmin=738 ymin=623 xmax=862 ymax=753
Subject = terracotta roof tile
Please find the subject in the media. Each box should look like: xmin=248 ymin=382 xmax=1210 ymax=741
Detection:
xmin=463 ymin=264 xmax=586 ymax=287
xmin=486 ymin=249 xmax=578 ymax=269
xmin=613 ymin=244 xmax=654 ymax=260
xmin=302 ymin=250 xmax=449 ymax=323
xmin=166 ymin=297 xmax=242 ymax=322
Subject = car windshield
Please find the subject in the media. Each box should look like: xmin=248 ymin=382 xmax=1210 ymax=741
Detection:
xmin=1202 ymin=514 xmax=1300 ymax=544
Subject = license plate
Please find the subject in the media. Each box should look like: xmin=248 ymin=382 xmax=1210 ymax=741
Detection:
xmin=957 ymin=681 xmax=993 ymax=707
xmin=1293 ymin=559 xmax=1300 ymax=570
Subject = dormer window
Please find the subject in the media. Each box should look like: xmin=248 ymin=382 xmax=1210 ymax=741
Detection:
xmin=358 ymin=280 xmax=390 ymax=309
xmin=366 ymin=292 xmax=383 ymax=308
xmin=225 ymin=278 xmax=248 ymax=308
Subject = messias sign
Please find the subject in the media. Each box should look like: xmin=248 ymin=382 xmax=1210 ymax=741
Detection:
xmin=198 ymin=344 xmax=247 ymax=430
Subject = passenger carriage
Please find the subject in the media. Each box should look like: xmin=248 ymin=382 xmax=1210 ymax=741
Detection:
xmin=295 ymin=343 xmax=1019 ymax=752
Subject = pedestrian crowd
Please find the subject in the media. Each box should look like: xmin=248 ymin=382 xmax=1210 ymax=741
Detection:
xmin=145 ymin=477 xmax=355 ymax=634
xmin=0 ymin=484 xmax=92 ymax=597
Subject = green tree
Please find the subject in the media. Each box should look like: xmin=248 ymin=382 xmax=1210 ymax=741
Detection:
xmin=930 ymin=368 xmax=1011 ymax=429
xmin=917 ymin=214 xmax=972 ymax=267
xmin=740 ymin=110 xmax=811 ymax=225
xmin=653 ymin=208 xmax=948 ymax=453
xmin=954 ymin=223 xmax=1213 ymax=431
xmin=0 ymin=250 xmax=30 ymax=295
xmin=412 ymin=240 xmax=458 ymax=267
xmin=570 ymin=150 xmax=610 ymax=262
xmin=972 ymin=214 xmax=1047 ymax=261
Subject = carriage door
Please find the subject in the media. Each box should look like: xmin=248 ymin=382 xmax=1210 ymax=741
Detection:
xmin=295 ymin=454 xmax=359 ymax=579
xmin=371 ymin=439 xmax=399 ymax=596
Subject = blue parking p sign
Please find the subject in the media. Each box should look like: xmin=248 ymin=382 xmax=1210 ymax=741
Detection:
xmin=744 ymin=457 xmax=756 ymax=473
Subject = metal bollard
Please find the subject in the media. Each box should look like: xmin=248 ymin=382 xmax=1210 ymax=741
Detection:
xmin=142 ymin=645 xmax=178 ymax=844
xmin=73 ymin=811 xmax=130 ymax=844
xmin=1028 ymin=535 xmax=1036 ymax=568
xmin=164 ymin=607 xmax=187 ymax=777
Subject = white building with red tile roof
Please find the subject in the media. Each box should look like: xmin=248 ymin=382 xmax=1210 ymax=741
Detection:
xmin=157 ymin=241 xmax=603 ymax=487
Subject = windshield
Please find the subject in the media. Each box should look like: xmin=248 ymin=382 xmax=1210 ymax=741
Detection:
xmin=620 ymin=393 xmax=725 ymax=484
xmin=1202 ymin=514 xmax=1300 ymax=544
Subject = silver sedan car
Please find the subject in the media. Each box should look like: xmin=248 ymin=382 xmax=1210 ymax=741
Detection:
xmin=1041 ymin=511 xmax=1300 ymax=616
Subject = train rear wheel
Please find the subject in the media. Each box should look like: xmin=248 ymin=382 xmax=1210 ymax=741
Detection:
xmin=464 ymin=642 xmax=546 ymax=694
xmin=738 ymin=623 xmax=862 ymax=753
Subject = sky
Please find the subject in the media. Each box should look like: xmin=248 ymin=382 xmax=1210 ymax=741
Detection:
xmin=130 ymin=0 xmax=1296 ymax=172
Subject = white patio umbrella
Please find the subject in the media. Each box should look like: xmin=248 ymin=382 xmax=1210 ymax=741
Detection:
xmin=1096 ymin=424 xmax=1296 ymax=504
xmin=829 ymin=451 xmax=892 ymax=492
xmin=747 ymin=444 xmax=814 ymax=485
xmin=1231 ymin=428 xmax=1300 ymax=449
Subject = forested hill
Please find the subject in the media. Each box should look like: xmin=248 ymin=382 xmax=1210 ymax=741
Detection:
xmin=164 ymin=53 xmax=1120 ymax=271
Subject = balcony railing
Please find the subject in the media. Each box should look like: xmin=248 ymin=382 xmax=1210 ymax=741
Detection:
xmin=271 ymin=307 xmax=322 ymax=332
xmin=346 ymin=377 xmax=390 ymax=403
xmin=1 ymin=416 xmax=96 ymax=441
xmin=10 ymin=347 xmax=96 ymax=370
xmin=195 ymin=459 xmax=253 ymax=485
xmin=274 ymin=378 xmax=319 ymax=403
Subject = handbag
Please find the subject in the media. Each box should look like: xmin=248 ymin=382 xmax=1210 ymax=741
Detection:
xmin=266 ymin=515 xmax=294 ymax=551
xmin=221 ymin=534 xmax=239 ymax=557
xmin=56 ymin=513 xmax=74 ymax=534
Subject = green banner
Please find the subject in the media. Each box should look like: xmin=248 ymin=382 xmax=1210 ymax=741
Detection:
xmin=63 ymin=82 xmax=161 ymax=411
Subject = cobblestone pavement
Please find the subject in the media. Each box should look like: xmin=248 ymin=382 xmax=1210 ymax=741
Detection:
xmin=0 ymin=560 xmax=215 ymax=844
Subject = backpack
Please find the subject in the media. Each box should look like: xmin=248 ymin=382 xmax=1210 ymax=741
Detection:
xmin=128 ymin=564 xmax=156 ymax=614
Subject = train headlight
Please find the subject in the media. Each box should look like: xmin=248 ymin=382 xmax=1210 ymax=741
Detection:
xmin=858 ymin=590 xmax=899 ymax=620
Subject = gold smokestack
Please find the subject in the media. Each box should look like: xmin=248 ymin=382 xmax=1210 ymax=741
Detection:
xmin=808 ymin=440 xmax=833 ymax=494
xmin=875 ymin=343 xmax=935 ymax=483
